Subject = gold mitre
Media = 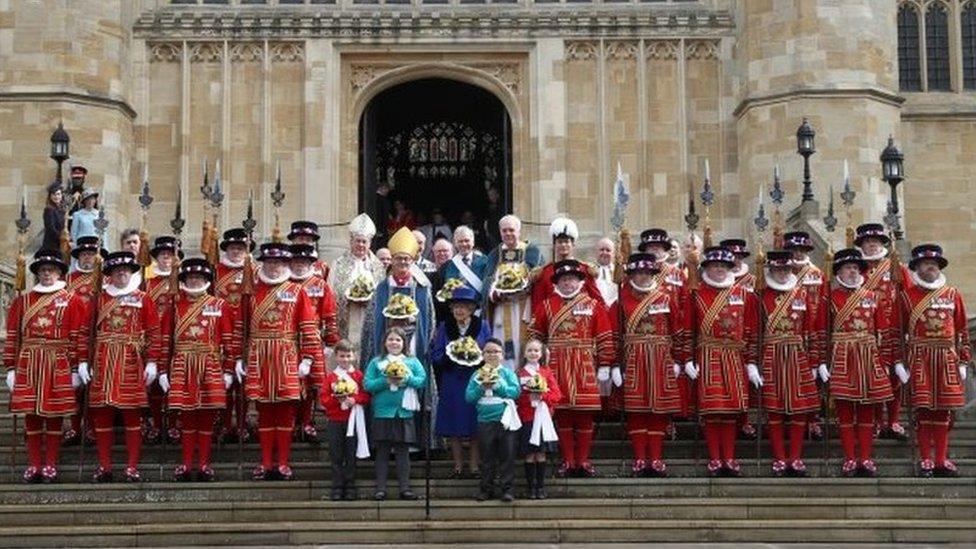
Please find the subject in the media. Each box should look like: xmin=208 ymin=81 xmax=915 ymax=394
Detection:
xmin=387 ymin=227 xmax=420 ymax=258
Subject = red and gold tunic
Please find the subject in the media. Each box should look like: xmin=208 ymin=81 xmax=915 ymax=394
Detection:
xmin=733 ymin=271 xmax=756 ymax=293
xmin=295 ymin=274 xmax=340 ymax=347
xmin=244 ymin=280 xmax=324 ymax=403
xmin=528 ymin=291 xmax=614 ymax=411
xmin=758 ymin=283 xmax=823 ymax=414
xmin=311 ymin=259 xmax=331 ymax=283
xmin=146 ymin=275 xmax=176 ymax=374
xmin=89 ymin=288 xmax=162 ymax=409
xmin=827 ymin=285 xmax=895 ymax=404
xmin=900 ymin=282 xmax=971 ymax=410
xmin=794 ymin=261 xmax=829 ymax=322
xmin=66 ymin=271 xmax=97 ymax=306
xmin=862 ymin=257 xmax=905 ymax=369
xmin=693 ymin=283 xmax=759 ymax=414
xmin=654 ymin=263 xmax=689 ymax=311
xmin=214 ymin=262 xmax=256 ymax=339
xmin=610 ymin=282 xmax=689 ymax=414
xmin=4 ymin=287 xmax=89 ymax=416
xmin=161 ymin=294 xmax=241 ymax=410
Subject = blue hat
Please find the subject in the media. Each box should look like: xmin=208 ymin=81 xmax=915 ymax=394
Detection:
xmin=447 ymin=285 xmax=480 ymax=304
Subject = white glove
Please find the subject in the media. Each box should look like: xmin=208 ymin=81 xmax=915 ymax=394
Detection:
xmin=235 ymin=359 xmax=246 ymax=383
xmin=298 ymin=358 xmax=312 ymax=378
xmin=611 ymin=366 xmax=623 ymax=388
xmin=223 ymin=373 xmax=234 ymax=390
xmin=143 ymin=362 xmax=158 ymax=387
xmin=960 ymin=365 xmax=969 ymax=382
xmin=817 ymin=363 xmax=831 ymax=383
xmin=71 ymin=372 xmax=81 ymax=389
xmin=158 ymin=373 xmax=170 ymax=394
xmin=596 ymin=366 xmax=610 ymax=383
xmin=5 ymin=371 xmax=14 ymax=391
xmin=672 ymin=363 xmax=681 ymax=378
xmin=893 ymin=362 xmax=909 ymax=385
xmin=746 ymin=363 xmax=763 ymax=388
xmin=684 ymin=361 xmax=699 ymax=380
xmin=78 ymin=362 xmax=91 ymax=385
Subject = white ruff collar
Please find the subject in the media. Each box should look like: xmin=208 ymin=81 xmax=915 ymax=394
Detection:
xmin=33 ymin=280 xmax=66 ymax=294
xmin=154 ymin=268 xmax=172 ymax=277
xmin=258 ymin=268 xmax=291 ymax=285
xmin=220 ymin=253 xmax=245 ymax=269
xmin=72 ymin=265 xmax=93 ymax=274
xmin=792 ymin=256 xmax=810 ymax=267
xmin=702 ymin=271 xmax=734 ymax=289
xmin=765 ymin=273 xmax=798 ymax=292
xmin=105 ymin=275 xmax=141 ymax=297
xmin=860 ymin=248 xmax=888 ymax=262
xmin=911 ymin=271 xmax=946 ymax=291
xmin=629 ymin=279 xmax=658 ymax=293
xmin=732 ymin=263 xmax=749 ymax=278
xmin=554 ymin=285 xmax=582 ymax=300
xmin=179 ymin=282 xmax=212 ymax=296
xmin=291 ymin=269 xmax=314 ymax=281
xmin=837 ymin=274 xmax=865 ymax=290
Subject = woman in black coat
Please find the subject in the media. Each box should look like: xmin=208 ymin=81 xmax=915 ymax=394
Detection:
xmin=42 ymin=183 xmax=65 ymax=252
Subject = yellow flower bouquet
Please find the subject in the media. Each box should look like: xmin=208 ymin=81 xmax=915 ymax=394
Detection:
xmin=524 ymin=372 xmax=549 ymax=394
xmin=435 ymin=278 xmax=466 ymax=303
xmin=384 ymin=360 xmax=410 ymax=381
xmin=446 ymin=336 xmax=483 ymax=367
xmin=346 ymin=274 xmax=375 ymax=302
xmin=331 ymin=377 xmax=358 ymax=398
xmin=382 ymin=293 xmax=419 ymax=320
xmin=474 ymin=364 xmax=501 ymax=386
xmin=494 ymin=263 xmax=529 ymax=294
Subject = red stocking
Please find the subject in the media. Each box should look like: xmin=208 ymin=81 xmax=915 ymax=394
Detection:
xmin=275 ymin=402 xmax=297 ymax=467
xmin=91 ymin=407 xmax=115 ymax=470
xmin=197 ymin=409 xmax=217 ymax=467
xmin=44 ymin=417 xmax=62 ymax=467
xmin=574 ymin=412 xmax=595 ymax=465
xmin=647 ymin=414 xmax=668 ymax=462
xmin=256 ymin=402 xmax=276 ymax=469
xmin=180 ymin=410 xmax=198 ymax=468
xmin=835 ymin=401 xmax=856 ymax=461
xmin=122 ymin=408 xmax=142 ymax=469
xmin=703 ymin=419 xmax=722 ymax=461
xmin=932 ymin=410 xmax=951 ymax=466
xmin=24 ymin=415 xmax=43 ymax=469
xmin=855 ymin=403 xmax=876 ymax=462
xmin=788 ymin=414 xmax=808 ymax=462
xmin=767 ymin=412 xmax=786 ymax=461
xmin=626 ymin=413 xmax=649 ymax=461
xmin=720 ymin=418 xmax=737 ymax=461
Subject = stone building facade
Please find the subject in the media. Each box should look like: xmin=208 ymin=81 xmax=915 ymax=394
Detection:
xmin=1 ymin=0 xmax=974 ymax=303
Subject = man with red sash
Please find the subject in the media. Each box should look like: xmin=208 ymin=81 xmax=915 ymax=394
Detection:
xmin=637 ymin=229 xmax=692 ymax=419
xmin=81 ymin=251 xmax=162 ymax=482
xmin=289 ymin=243 xmax=340 ymax=442
xmin=145 ymin=236 xmax=182 ymax=444
xmin=827 ymin=248 xmax=895 ymax=477
xmin=288 ymin=220 xmax=331 ymax=281
xmin=899 ymin=244 xmax=971 ymax=477
xmin=684 ymin=246 xmax=759 ymax=476
xmin=63 ymin=236 xmax=104 ymax=446
xmin=610 ymin=252 xmax=688 ymax=477
xmin=759 ymin=250 xmax=825 ymax=477
xmin=241 ymin=242 xmax=324 ymax=480
xmin=215 ymin=228 xmax=254 ymax=442
xmin=784 ymin=231 xmax=829 ymax=440
xmin=160 ymin=258 xmax=240 ymax=481
xmin=855 ymin=223 xmax=908 ymax=440
xmin=528 ymin=259 xmax=614 ymax=477
xmin=720 ymin=238 xmax=760 ymax=440
xmin=4 ymin=250 xmax=89 ymax=482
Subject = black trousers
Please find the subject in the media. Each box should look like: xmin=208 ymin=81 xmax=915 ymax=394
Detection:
xmin=374 ymin=441 xmax=411 ymax=494
xmin=327 ymin=421 xmax=357 ymax=490
xmin=477 ymin=421 xmax=516 ymax=494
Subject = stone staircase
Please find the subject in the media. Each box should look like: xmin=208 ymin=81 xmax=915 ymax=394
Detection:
xmin=0 ymin=374 xmax=974 ymax=546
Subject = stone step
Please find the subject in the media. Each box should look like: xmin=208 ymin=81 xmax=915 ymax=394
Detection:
xmin=0 ymin=497 xmax=972 ymax=527
xmin=2 ymin=457 xmax=972 ymax=484
xmin=1 ymin=478 xmax=973 ymax=505
xmin=0 ymin=518 xmax=972 ymax=546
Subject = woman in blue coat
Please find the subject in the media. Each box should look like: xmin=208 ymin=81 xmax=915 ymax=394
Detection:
xmin=430 ymin=285 xmax=492 ymax=478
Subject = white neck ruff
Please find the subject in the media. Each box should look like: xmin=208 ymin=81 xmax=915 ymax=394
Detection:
xmin=33 ymin=280 xmax=66 ymax=294
xmin=258 ymin=268 xmax=291 ymax=286
xmin=861 ymin=248 xmax=888 ymax=262
xmin=837 ymin=274 xmax=865 ymax=290
xmin=105 ymin=275 xmax=141 ymax=297
xmin=911 ymin=270 xmax=946 ymax=291
xmin=291 ymin=269 xmax=314 ymax=281
xmin=220 ymin=253 xmax=245 ymax=269
xmin=732 ymin=263 xmax=749 ymax=278
xmin=765 ymin=272 xmax=798 ymax=292
xmin=702 ymin=271 xmax=734 ymax=289
xmin=792 ymin=256 xmax=810 ymax=267
xmin=629 ymin=279 xmax=658 ymax=293
xmin=154 ymin=268 xmax=172 ymax=277
xmin=554 ymin=285 xmax=582 ymax=300
xmin=180 ymin=282 xmax=212 ymax=296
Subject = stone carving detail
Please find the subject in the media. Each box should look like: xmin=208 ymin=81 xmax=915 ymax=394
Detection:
xmin=149 ymin=42 xmax=181 ymax=63
xmin=565 ymin=41 xmax=598 ymax=62
xmin=646 ymin=40 xmax=679 ymax=60
xmin=685 ymin=40 xmax=719 ymax=60
xmin=230 ymin=42 xmax=264 ymax=63
xmin=349 ymin=62 xmax=522 ymax=97
xmin=350 ymin=65 xmax=391 ymax=93
xmin=270 ymin=42 xmax=304 ymax=63
xmin=189 ymin=42 xmax=223 ymax=63
xmin=606 ymin=41 xmax=639 ymax=61
xmin=471 ymin=63 xmax=522 ymax=95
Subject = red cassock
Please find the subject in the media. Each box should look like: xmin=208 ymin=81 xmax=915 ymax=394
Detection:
xmin=161 ymin=294 xmax=241 ymax=410
xmin=89 ymin=289 xmax=162 ymax=409
xmin=528 ymin=291 xmax=615 ymax=411
xmin=244 ymin=280 xmax=324 ymax=402
xmin=693 ymin=283 xmax=759 ymax=414
xmin=296 ymin=274 xmax=340 ymax=347
xmin=901 ymin=283 xmax=971 ymax=410
xmin=66 ymin=271 xmax=97 ymax=306
xmin=5 ymin=287 xmax=89 ymax=416
xmin=758 ymin=284 xmax=823 ymax=414
xmin=610 ymin=282 xmax=688 ymax=414
xmin=530 ymin=262 xmax=603 ymax=308
xmin=827 ymin=285 xmax=895 ymax=404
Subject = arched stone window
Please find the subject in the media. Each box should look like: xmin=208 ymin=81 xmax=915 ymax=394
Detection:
xmin=926 ymin=2 xmax=952 ymax=91
xmin=898 ymin=3 xmax=923 ymax=91
xmin=963 ymin=1 xmax=976 ymax=90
